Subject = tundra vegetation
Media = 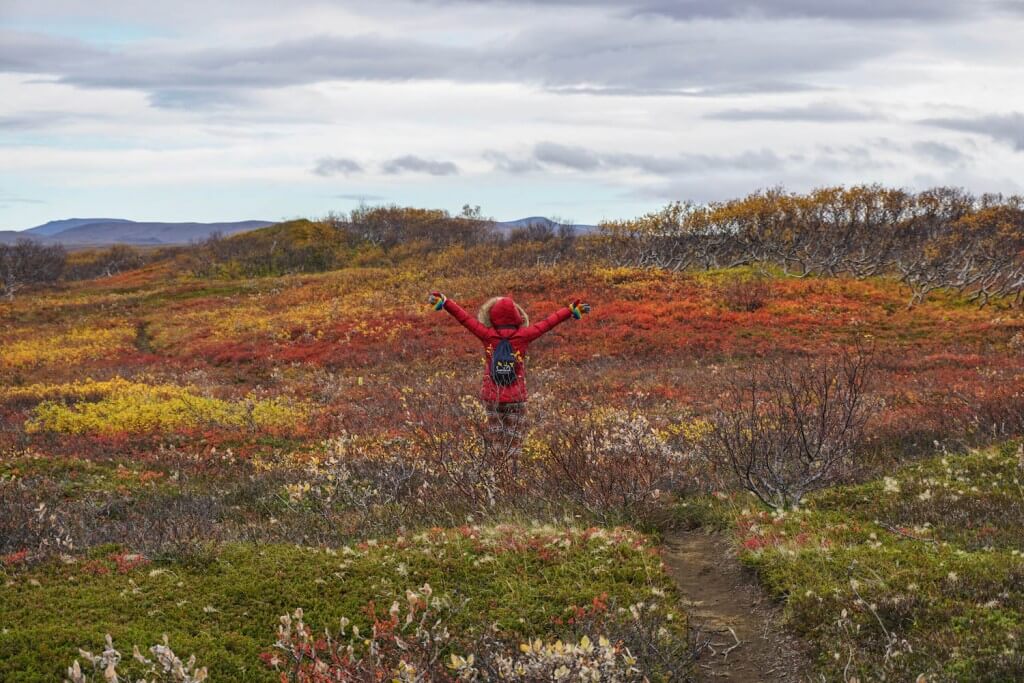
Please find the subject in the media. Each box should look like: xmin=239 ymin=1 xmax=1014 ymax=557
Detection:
xmin=0 ymin=186 xmax=1023 ymax=681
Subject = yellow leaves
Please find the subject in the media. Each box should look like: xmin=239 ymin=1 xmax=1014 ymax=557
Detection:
xmin=21 ymin=378 xmax=308 ymax=435
xmin=285 ymin=482 xmax=312 ymax=503
xmin=447 ymin=653 xmax=475 ymax=670
xmin=667 ymin=417 xmax=714 ymax=442
xmin=593 ymin=266 xmax=644 ymax=285
xmin=1 ymin=325 xmax=133 ymax=369
xmin=0 ymin=377 xmax=126 ymax=403
xmin=520 ymin=639 xmax=543 ymax=654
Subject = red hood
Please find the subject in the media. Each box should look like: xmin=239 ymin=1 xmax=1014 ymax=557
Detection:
xmin=490 ymin=297 xmax=523 ymax=327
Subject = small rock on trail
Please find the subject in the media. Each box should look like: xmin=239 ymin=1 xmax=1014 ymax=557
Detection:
xmin=663 ymin=531 xmax=811 ymax=682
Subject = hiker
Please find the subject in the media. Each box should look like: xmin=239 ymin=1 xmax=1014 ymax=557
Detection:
xmin=427 ymin=292 xmax=590 ymax=467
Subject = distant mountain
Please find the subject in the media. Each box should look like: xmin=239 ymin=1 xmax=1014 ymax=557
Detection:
xmin=50 ymin=220 xmax=274 ymax=246
xmin=1 ymin=215 xmax=596 ymax=247
xmin=1 ymin=219 xmax=274 ymax=246
xmin=24 ymin=218 xmax=133 ymax=237
xmin=494 ymin=216 xmax=597 ymax=234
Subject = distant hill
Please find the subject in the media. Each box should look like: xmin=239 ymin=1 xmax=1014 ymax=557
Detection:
xmin=1 ymin=216 xmax=594 ymax=247
xmin=493 ymin=217 xmax=597 ymax=234
xmin=1 ymin=219 xmax=274 ymax=246
xmin=24 ymin=218 xmax=134 ymax=237
xmin=48 ymin=220 xmax=274 ymax=246
xmin=0 ymin=230 xmax=26 ymax=244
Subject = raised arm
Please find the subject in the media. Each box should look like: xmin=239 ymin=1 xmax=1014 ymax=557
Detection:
xmin=520 ymin=299 xmax=590 ymax=343
xmin=429 ymin=292 xmax=490 ymax=341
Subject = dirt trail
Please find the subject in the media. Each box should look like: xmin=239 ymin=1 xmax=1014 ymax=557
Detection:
xmin=663 ymin=531 xmax=811 ymax=682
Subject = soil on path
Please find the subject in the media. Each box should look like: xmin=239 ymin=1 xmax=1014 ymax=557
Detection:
xmin=663 ymin=531 xmax=812 ymax=682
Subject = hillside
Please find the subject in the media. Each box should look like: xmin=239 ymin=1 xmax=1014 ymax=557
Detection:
xmin=0 ymin=219 xmax=274 ymax=246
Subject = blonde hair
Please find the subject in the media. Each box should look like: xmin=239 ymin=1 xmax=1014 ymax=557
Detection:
xmin=477 ymin=296 xmax=530 ymax=328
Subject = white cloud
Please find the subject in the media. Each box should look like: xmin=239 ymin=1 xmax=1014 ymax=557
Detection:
xmin=0 ymin=0 xmax=1023 ymax=229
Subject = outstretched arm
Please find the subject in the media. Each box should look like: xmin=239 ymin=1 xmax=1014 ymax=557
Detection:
xmin=520 ymin=299 xmax=590 ymax=342
xmin=429 ymin=291 xmax=489 ymax=341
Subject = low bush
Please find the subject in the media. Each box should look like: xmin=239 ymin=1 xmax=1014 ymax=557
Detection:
xmin=719 ymin=271 xmax=770 ymax=312
xmin=21 ymin=378 xmax=308 ymax=435
xmin=701 ymin=346 xmax=875 ymax=509
xmin=266 ymin=586 xmax=690 ymax=681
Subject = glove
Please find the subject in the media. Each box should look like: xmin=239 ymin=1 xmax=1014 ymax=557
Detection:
xmin=569 ymin=299 xmax=591 ymax=319
xmin=428 ymin=291 xmax=447 ymax=311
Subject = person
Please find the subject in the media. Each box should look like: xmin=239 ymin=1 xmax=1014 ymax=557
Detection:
xmin=427 ymin=291 xmax=590 ymax=468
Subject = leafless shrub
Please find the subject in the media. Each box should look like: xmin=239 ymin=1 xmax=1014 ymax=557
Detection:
xmin=0 ymin=239 xmax=66 ymax=298
xmin=599 ymin=186 xmax=1024 ymax=307
xmin=65 ymin=244 xmax=148 ymax=281
xmin=0 ymin=478 xmax=72 ymax=555
xmin=702 ymin=347 xmax=876 ymax=509
xmin=720 ymin=272 xmax=770 ymax=312
xmin=540 ymin=408 xmax=692 ymax=524
xmin=393 ymin=374 xmax=698 ymax=525
xmin=405 ymin=393 xmax=521 ymax=515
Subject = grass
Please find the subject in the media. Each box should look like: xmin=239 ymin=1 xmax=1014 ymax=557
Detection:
xmin=718 ymin=440 xmax=1024 ymax=681
xmin=0 ymin=524 xmax=682 ymax=682
xmin=0 ymin=455 xmax=171 ymax=498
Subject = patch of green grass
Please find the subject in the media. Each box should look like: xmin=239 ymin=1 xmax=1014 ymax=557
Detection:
xmin=671 ymin=495 xmax=739 ymax=532
xmin=0 ymin=455 xmax=175 ymax=498
xmin=0 ymin=524 xmax=682 ymax=682
xmin=141 ymin=282 xmax=259 ymax=304
xmin=721 ymin=441 xmax=1024 ymax=681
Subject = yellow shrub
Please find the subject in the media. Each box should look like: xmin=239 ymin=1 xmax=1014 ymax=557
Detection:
xmin=666 ymin=418 xmax=714 ymax=442
xmin=0 ymin=377 xmax=136 ymax=403
xmin=21 ymin=378 xmax=307 ymax=435
xmin=1 ymin=325 xmax=133 ymax=369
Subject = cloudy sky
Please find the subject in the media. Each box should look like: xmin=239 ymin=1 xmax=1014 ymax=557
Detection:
xmin=2 ymin=0 xmax=1024 ymax=229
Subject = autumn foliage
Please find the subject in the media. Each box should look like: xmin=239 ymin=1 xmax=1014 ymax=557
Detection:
xmin=0 ymin=192 xmax=1022 ymax=681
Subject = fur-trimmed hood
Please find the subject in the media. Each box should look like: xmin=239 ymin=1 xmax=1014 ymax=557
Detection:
xmin=477 ymin=296 xmax=530 ymax=328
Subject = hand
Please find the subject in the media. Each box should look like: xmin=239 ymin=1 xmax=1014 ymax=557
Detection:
xmin=569 ymin=299 xmax=591 ymax=319
xmin=428 ymin=291 xmax=447 ymax=311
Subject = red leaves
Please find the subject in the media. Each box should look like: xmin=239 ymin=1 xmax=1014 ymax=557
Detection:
xmin=78 ymin=552 xmax=150 ymax=575
xmin=1 ymin=549 xmax=29 ymax=567
xmin=554 ymin=592 xmax=610 ymax=627
xmin=81 ymin=559 xmax=111 ymax=576
xmin=109 ymin=551 xmax=150 ymax=573
xmin=742 ymin=536 xmax=768 ymax=551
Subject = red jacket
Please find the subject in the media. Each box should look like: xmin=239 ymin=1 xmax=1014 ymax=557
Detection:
xmin=443 ymin=297 xmax=573 ymax=403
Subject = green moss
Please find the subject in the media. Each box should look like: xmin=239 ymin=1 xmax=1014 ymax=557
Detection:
xmin=0 ymin=456 xmax=176 ymax=498
xmin=0 ymin=525 xmax=681 ymax=681
xmin=723 ymin=442 xmax=1024 ymax=680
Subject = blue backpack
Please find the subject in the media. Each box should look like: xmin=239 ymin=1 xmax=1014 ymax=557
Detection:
xmin=490 ymin=338 xmax=518 ymax=386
